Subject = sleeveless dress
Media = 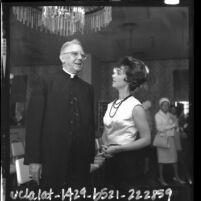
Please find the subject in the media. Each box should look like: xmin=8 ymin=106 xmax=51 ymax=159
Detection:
xmin=102 ymin=96 xmax=141 ymax=146
xmin=102 ymin=96 xmax=147 ymax=187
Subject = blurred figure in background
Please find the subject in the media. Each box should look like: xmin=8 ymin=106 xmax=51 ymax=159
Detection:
xmin=143 ymin=100 xmax=153 ymax=133
xmin=169 ymin=105 xmax=182 ymax=152
xmin=154 ymin=98 xmax=185 ymax=186
xmin=142 ymin=100 xmax=154 ymax=175
xmin=179 ymin=109 xmax=193 ymax=184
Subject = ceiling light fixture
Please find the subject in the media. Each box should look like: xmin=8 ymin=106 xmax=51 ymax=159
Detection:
xmin=12 ymin=6 xmax=112 ymax=37
xmin=164 ymin=0 xmax=180 ymax=5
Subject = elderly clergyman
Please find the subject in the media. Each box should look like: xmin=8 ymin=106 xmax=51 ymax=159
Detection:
xmin=24 ymin=39 xmax=95 ymax=190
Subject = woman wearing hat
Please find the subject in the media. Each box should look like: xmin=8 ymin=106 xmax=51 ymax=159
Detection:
xmin=154 ymin=98 xmax=185 ymax=185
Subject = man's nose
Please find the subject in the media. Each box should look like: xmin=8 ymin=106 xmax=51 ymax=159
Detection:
xmin=77 ymin=53 xmax=82 ymax=60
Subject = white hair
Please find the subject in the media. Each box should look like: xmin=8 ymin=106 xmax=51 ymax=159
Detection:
xmin=60 ymin=39 xmax=82 ymax=55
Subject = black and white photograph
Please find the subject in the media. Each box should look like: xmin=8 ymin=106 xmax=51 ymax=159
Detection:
xmin=1 ymin=1 xmax=193 ymax=201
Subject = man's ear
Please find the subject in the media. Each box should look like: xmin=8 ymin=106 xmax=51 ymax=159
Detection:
xmin=59 ymin=55 xmax=64 ymax=63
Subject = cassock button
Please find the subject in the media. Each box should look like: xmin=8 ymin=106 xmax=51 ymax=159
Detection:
xmin=73 ymin=97 xmax=78 ymax=102
xmin=70 ymin=120 xmax=74 ymax=124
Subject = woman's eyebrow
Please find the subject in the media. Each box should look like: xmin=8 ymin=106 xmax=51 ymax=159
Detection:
xmin=117 ymin=68 xmax=125 ymax=74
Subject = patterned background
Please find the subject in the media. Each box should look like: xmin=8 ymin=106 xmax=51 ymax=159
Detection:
xmin=10 ymin=58 xmax=189 ymax=133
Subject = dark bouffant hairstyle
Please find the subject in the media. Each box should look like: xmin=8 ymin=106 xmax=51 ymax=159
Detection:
xmin=117 ymin=56 xmax=149 ymax=91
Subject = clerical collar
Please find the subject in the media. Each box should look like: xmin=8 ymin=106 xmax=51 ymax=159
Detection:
xmin=62 ymin=68 xmax=77 ymax=78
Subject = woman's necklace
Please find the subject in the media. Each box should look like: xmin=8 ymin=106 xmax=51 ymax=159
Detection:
xmin=109 ymin=95 xmax=132 ymax=118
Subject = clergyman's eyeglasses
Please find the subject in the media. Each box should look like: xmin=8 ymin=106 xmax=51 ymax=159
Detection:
xmin=62 ymin=51 xmax=87 ymax=60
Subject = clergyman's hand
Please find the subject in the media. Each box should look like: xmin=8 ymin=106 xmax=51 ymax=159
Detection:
xmin=29 ymin=163 xmax=42 ymax=185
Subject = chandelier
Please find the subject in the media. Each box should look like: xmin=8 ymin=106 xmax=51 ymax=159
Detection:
xmin=12 ymin=6 xmax=112 ymax=37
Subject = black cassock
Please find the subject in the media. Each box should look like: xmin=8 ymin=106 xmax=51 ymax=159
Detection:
xmin=24 ymin=70 xmax=95 ymax=188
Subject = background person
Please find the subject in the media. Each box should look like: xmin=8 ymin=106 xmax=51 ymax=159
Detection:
xmin=169 ymin=104 xmax=182 ymax=152
xmin=154 ymin=98 xmax=185 ymax=186
xmin=179 ymin=110 xmax=193 ymax=184
xmin=142 ymin=100 xmax=155 ymax=176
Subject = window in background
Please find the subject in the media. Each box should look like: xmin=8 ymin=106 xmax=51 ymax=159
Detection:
xmin=173 ymin=69 xmax=189 ymax=102
xmin=175 ymin=101 xmax=189 ymax=115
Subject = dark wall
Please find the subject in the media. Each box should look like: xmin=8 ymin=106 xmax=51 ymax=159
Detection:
xmin=10 ymin=58 xmax=189 ymax=133
xmin=10 ymin=12 xmax=65 ymax=66
xmin=10 ymin=58 xmax=189 ymax=110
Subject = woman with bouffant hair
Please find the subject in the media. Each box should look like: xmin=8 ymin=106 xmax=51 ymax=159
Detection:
xmin=101 ymin=56 xmax=151 ymax=188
